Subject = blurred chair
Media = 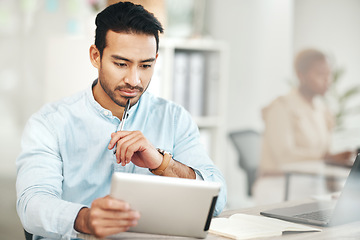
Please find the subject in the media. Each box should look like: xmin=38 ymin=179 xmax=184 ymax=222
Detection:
xmin=24 ymin=229 xmax=32 ymax=240
xmin=229 ymin=129 xmax=261 ymax=196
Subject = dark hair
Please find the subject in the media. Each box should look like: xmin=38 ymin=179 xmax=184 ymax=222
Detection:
xmin=294 ymin=49 xmax=327 ymax=74
xmin=95 ymin=1 xmax=164 ymax=57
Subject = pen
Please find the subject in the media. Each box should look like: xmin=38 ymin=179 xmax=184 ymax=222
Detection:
xmin=113 ymin=99 xmax=131 ymax=154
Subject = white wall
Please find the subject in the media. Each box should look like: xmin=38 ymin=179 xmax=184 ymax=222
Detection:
xmin=45 ymin=36 xmax=97 ymax=103
xmin=206 ymin=0 xmax=294 ymax=133
xmin=0 ymin=1 xmax=95 ymax=177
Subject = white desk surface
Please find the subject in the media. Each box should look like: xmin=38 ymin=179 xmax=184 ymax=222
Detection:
xmin=78 ymin=199 xmax=360 ymax=240
xmin=280 ymin=160 xmax=351 ymax=179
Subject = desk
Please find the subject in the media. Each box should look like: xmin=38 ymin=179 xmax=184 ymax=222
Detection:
xmin=281 ymin=161 xmax=350 ymax=201
xmin=78 ymin=199 xmax=360 ymax=240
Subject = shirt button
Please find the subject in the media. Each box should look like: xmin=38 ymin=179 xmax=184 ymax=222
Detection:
xmin=104 ymin=111 xmax=110 ymax=116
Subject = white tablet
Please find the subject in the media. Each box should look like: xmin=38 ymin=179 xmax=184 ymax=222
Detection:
xmin=110 ymin=172 xmax=221 ymax=238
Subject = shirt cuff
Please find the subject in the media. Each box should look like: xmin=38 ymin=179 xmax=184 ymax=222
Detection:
xmin=195 ymin=171 xmax=204 ymax=180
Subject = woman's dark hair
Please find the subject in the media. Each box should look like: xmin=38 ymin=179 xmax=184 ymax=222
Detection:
xmin=95 ymin=1 xmax=164 ymax=57
xmin=294 ymin=49 xmax=327 ymax=75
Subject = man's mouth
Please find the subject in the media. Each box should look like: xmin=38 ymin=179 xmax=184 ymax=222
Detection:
xmin=117 ymin=88 xmax=140 ymax=98
xmin=115 ymin=84 xmax=144 ymax=98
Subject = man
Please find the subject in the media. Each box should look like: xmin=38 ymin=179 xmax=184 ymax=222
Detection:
xmin=16 ymin=2 xmax=226 ymax=239
xmin=254 ymin=49 xmax=354 ymax=204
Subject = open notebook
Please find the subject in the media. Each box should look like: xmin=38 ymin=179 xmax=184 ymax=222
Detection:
xmin=209 ymin=213 xmax=321 ymax=239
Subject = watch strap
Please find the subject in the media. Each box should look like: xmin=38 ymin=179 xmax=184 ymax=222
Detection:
xmin=150 ymin=149 xmax=172 ymax=175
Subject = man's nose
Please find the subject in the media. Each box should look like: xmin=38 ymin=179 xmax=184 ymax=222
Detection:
xmin=124 ymin=67 xmax=140 ymax=86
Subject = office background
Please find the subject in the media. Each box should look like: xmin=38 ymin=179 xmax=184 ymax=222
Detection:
xmin=1 ymin=0 xmax=360 ymax=239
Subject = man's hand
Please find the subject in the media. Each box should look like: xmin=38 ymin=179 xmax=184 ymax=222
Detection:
xmin=108 ymin=131 xmax=163 ymax=169
xmin=74 ymin=196 xmax=140 ymax=239
xmin=325 ymin=151 xmax=355 ymax=167
xmin=108 ymin=130 xmax=196 ymax=179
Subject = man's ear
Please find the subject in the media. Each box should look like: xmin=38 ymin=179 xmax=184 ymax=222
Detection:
xmin=89 ymin=45 xmax=101 ymax=69
xmin=153 ymin=52 xmax=158 ymax=65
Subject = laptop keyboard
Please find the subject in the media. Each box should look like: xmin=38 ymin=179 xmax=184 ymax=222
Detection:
xmin=294 ymin=209 xmax=332 ymax=222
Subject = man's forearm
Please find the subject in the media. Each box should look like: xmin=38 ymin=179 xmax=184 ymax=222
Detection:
xmin=162 ymin=159 xmax=196 ymax=179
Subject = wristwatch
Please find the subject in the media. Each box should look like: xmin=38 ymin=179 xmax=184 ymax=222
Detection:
xmin=149 ymin=148 xmax=172 ymax=176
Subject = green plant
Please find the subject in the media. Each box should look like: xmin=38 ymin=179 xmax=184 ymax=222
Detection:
xmin=326 ymin=68 xmax=360 ymax=130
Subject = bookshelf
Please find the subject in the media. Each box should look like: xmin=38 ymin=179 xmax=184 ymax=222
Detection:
xmin=149 ymin=38 xmax=229 ymax=171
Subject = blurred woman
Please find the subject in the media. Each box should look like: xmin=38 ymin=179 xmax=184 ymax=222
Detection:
xmin=254 ymin=49 xmax=354 ymax=204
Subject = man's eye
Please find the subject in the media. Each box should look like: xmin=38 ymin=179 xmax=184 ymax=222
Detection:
xmin=141 ymin=64 xmax=152 ymax=69
xmin=115 ymin=62 xmax=127 ymax=67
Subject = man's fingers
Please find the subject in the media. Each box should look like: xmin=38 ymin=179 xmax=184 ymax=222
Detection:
xmin=90 ymin=211 xmax=140 ymax=238
xmin=108 ymin=135 xmax=119 ymax=150
xmin=89 ymin=207 xmax=140 ymax=223
xmin=118 ymin=134 xmax=143 ymax=166
xmin=108 ymin=131 xmax=131 ymax=150
xmin=93 ymin=196 xmax=130 ymax=211
xmin=91 ymin=226 xmax=132 ymax=239
xmin=86 ymin=196 xmax=141 ymax=238
xmin=92 ymin=217 xmax=139 ymax=228
xmin=95 ymin=209 xmax=140 ymax=221
xmin=114 ymin=132 xmax=142 ymax=165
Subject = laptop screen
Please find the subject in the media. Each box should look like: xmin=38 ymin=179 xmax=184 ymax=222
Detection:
xmin=329 ymin=153 xmax=360 ymax=226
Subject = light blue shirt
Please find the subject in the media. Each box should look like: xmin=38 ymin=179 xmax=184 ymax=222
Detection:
xmin=16 ymin=81 xmax=227 ymax=239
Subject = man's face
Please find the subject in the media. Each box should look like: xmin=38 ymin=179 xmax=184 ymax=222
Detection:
xmin=301 ymin=60 xmax=332 ymax=96
xmin=98 ymin=30 xmax=157 ymax=107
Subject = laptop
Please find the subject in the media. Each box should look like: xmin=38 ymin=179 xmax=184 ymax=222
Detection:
xmin=260 ymin=153 xmax=360 ymax=227
xmin=109 ymin=172 xmax=221 ymax=238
